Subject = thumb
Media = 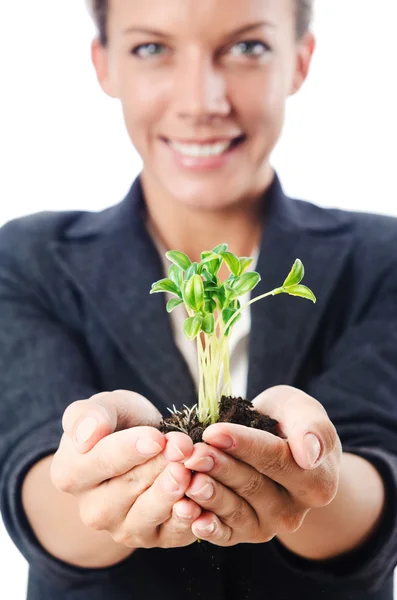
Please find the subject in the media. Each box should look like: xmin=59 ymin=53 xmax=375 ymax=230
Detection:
xmin=62 ymin=389 xmax=163 ymax=453
xmin=252 ymin=385 xmax=334 ymax=470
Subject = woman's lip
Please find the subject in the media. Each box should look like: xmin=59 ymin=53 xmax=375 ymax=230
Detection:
xmin=162 ymin=135 xmax=246 ymax=171
xmin=163 ymin=135 xmax=245 ymax=145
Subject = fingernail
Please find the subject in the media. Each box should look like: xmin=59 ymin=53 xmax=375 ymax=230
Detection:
xmin=136 ymin=438 xmax=163 ymax=456
xmin=175 ymin=507 xmax=192 ymax=521
xmin=189 ymin=482 xmax=214 ymax=501
xmin=163 ymin=469 xmax=180 ymax=492
xmin=75 ymin=417 xmax=97 ymax=444
xmin=209 ymin=434 xmax=234 ymax=450
xmin=196 ymin=521 xmax=216 ymax=535
xmin=169 ymin=442 xmax=185 ymax=461
xmin=184 ymin=456 xmax=214 ymax=472
xmin=304 ymin=433 xmax=321 ymax=466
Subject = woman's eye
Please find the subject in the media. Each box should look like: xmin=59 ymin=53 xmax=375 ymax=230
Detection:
xmin=130 ymin=40 xmax=270 ymax=60
xmin=229 ymin=40 xmax=271 ymax=58
xmin=131 ymin=43 xmax=165 ymax=59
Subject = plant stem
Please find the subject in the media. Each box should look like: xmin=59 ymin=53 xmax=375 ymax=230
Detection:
xmin=223 ymin=288 xmax=282 ymax=333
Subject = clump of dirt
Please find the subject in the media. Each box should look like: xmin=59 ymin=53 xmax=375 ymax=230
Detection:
xmin=160 ymin=395 xmax=279 ymax=442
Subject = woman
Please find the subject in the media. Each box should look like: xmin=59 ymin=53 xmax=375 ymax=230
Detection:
xmin=1 ymin=1 xmax=397 ymax=599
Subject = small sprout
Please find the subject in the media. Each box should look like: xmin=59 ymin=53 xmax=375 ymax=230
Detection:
xmin=166 ymin=297 xmax=184 ymax=313
xmin=151 ymin=245 xmax=316 ymax=425
xmin=165 ymin=250 xmax=191 ymax=271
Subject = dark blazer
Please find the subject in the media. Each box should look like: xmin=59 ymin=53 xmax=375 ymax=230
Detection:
xmin=1 ymin=172 xmax=397 ymax=600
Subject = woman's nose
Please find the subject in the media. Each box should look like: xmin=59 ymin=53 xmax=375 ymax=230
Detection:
xmin=172 ymin=56 xmax=231 ymax=122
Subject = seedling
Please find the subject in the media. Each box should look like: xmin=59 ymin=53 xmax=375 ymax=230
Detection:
xmin=150 ymin=243 xmax=316 ymax=427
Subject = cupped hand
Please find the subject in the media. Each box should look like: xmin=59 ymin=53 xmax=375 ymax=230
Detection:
xmin=50 ymin=390 xmax=202 ymax=549
xmin=175 ymin=385 xmax=341 ymax=545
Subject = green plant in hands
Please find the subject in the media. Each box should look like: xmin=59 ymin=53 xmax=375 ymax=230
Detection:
xmin=150 ymin=244 xmax=316 ymax=426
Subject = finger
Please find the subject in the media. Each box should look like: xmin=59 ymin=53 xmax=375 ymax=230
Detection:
xmin=162 ymin=431 xmax=194 ymax=463
xmin=185 ymin=442 xmax=273 ymax=503
xmin=51 ymin=425 xmax=166 ymax=493
xmin=62 ymin=390 xmax=162 ymax=453
xmin=186 ymin=447 xmax=309 ymax=537
xmin=191 ymin=511 xmax=230 ymax=545
xmin=185 ymin=443 xmax=286 ymax=520
xmin=78 ymin=452 xmax=166 ymax=531
xmin=251 ymin=385 xmax=339 ymax=470
xmin=157 ymin=499 xmax=202 ymax=547
xmin=122 ymin=462 xmax=192 ymax=547
xmin=185 ymin=472 xmax=257 ymax=545
xmin=172 ymin=497 xmax=202 ymax=523
xmin=189 ymin=437 xmax=337 ymax=510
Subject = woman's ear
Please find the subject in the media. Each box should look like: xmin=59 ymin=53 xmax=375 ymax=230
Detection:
xmin=289 ymin=32 xmax=316 ymax=96
xmin=90 ymin=38 xmax=118 ymax=99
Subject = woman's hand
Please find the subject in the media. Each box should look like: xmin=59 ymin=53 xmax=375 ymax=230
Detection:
xmin=50 ymin=390 xmax=202 ymax=549
xmin=179 ymin=385 xmax=342 ymax=545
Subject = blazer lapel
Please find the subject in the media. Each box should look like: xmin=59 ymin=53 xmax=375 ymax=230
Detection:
xmin=247 ymin=176 xmax=354 ymax=401
xmin=50 ymin=177 xmax=197 ymax=413
xmin=50 ymin=172 xmax=354 ymax=414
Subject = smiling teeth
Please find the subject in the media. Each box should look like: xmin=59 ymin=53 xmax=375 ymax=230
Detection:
xmin=169 ymin=139 xmax=234 ymax=157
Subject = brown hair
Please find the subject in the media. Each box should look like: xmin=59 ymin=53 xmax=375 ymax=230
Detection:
xmin=87 ymin=0 xmax=314 ymax=47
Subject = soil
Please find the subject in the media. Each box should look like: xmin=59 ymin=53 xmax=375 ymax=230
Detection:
xmin=160 ymin=395 xmax=279 ymax=442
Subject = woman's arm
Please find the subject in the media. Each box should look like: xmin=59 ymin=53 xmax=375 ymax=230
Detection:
xmin=276 ymin=452 xmax=385 ymax=560
xmin=22 ymin=455 xmax=135 ymax=568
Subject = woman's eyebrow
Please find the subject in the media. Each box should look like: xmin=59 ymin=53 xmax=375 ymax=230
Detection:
xmin=122 ymin=20 xmax=275 ymax=39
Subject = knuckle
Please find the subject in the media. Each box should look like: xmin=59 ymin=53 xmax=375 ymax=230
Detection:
xmin=257 ymin=447 xmax=289 ymax=476
xmin=239 ymin=473 xmax=265 ymax=498
xmin=79 ymin=503 xmax=111 ymax=531
xmin=305 ymin=465 xmax=338 ymax=508
xmin=252 ymin=523 xmax=274 ymax=543
xmin=281 ymin=509 xmax=307 ymax=534
xmin=223 ymin=501 xmax=250 ymax=525
xmin=160 ymin=526 xmax=190 ymax=548
xmin=258 ymin=531 xmax=276 ymax=543
xmin=122 ymin=467 xmax=143 ymax=487
xmin=217 ymin=525 xmax=233 ymax=546
xmin=50 ymin=464 xmax=76 ymax=494
xmin=96 ymin=448 xmax=117 ymax=480
xmin=112 ymin=529 xmax=137 ymax=548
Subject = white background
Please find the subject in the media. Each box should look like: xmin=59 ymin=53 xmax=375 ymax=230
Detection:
xmin=1 ymin=1 xmax=396 ymax=597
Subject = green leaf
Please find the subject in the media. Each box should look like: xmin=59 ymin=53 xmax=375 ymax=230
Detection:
xmin=203 ymin=281 xmax=219 ymax=292
xmin=183 ymin=274 xmax=204 ymax=311
xmin=204 ymin=299 xmax=217 ymax=313
xmin=201 ymin=268 xmax=214 ymax=282
xmin=282 ymin=259 xmax=304 ymax=287
xmin=212 ymin=243 xmax=228 ymax=254
xmin=150 ymin=278 xmax=181 ymax=296
xmin=200 ymin=254 xmax=222 ymax=277
xmin=168 ymin=264 xmax=183 ymax=289
xmin=238 ymin=257 xmax=254 ymax=275
xmin=220 ymin=251 xmax=241 ymax=277
xmin=222 ymin=307 xmax=241 ymax=335
xmin=165 ymin=250 xmax=191 ymax=271
xmin=185 ymin=262 xmax=199 ymax=280
xmin=202 ymin=314 xmax=215 ymax=334
xmin=200 ymin=252 xmax=220 ymax=265
xmin=166 ymin=297 xmax=184 ymax=313
xmin=283 ymin=284 xmax=316 ymax=303
xmin=212 ymin=286 xmax=227 ymax=309
xmin=184 ymin=316 xmax=202 ymax=340
xmin=230 ymin=272 xmax=261 ymax=296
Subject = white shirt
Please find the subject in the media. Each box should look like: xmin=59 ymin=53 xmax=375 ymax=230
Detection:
xmin=146 ymin=221 xmax=259 ymax=399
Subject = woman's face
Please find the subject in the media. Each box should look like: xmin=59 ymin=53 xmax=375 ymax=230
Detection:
xmin=92 ymin=0 xmax=315 ymax=211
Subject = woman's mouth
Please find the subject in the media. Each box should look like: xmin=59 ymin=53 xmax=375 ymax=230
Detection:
xmin=162 ymin=135 xmax=247 ymax=171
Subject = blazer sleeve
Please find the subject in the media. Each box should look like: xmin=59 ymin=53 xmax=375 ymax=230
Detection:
xmin=0 ymin=219 xmax=113 ymax=590
xmin=271 ymin=259 xmax=397 ymax=592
